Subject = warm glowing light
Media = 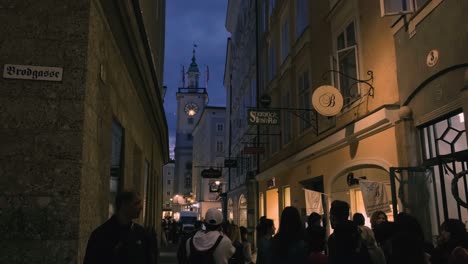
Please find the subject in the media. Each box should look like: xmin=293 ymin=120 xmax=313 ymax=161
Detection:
xmin=215 ymin=180 xmax=221 ymax=186
xmin=188 ymin=109 xmax=196 ymax=116
xmin=459 ymin=113 xmax=465 ymax=123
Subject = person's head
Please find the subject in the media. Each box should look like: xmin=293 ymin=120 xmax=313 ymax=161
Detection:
xmin=394 ymin=212 xmax=424 ymax=241
xmin=308 ymin=212 xmax=322 ymax=227
xmin=330 ymin=200 xmax=350 ymax=228
xmin=204 ymin=208 xmax=223 ymax=231
xmin=240 ymin=226 xmax=248 ymax=241
xmin=277 ymin=206 xmax=304 ymax=242
xmin=370 ymin=211 xmax=388 ymax=229
xmin=438 ymin=219 xmax=468 ymax=249
xmin=115 ymin=191 xmax=142 ymax=220
xmin=353 ymin=213 xmax=365 ymax=226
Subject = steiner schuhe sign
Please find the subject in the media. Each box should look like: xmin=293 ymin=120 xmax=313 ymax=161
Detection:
xmin=248 ymin=109 xmax=280 ymax=125
xmin=3 ymin=64 xmax=63 ymax=82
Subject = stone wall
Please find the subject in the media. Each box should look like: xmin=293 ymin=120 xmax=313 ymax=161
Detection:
xmin=77 ymin=1 xmax=167 ymax=261
xmin=0 ymin=0 xmax=167 ymax=263
xmin=0 ymin=1 xmax=91 ymax=263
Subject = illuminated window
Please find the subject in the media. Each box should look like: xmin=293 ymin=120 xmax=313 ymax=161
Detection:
xmin=259 ymin=192 xmax=265 ymax=217
xmin=283 ymin=186 xmax=291 ymax=208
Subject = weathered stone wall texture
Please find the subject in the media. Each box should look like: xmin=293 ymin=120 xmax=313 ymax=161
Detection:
xmin=0 ymin=1 xmax=91 ymax=263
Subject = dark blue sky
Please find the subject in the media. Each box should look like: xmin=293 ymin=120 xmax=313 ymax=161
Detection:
xmin=163 ymin=0 xmax=229 ymax=157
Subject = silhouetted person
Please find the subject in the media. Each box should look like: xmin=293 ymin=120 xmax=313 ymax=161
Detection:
xmin=84 ymin=191 xmax=157 ymax=264
xmin=370 ymin=211 xmax=388 ymax=231
xmin=353 ymin=213 xmax=386 ymax=264
xmin=389 ymin=212 xmax=428 ymax=264
xmin=240 ymin=226 xmax=254 ymax=264
xmin=328 ymin=200 xmax=371 ymax=264
xmin=305 ymin=212 xmax=327 ymax=264
xmin=185 ymin=208 xmax=235 ymax=263
xmin=256 ymin=218 xmax=275 ymax=264
xmin=270 ymin=206 xmax=307 ymax=264
xmin=431 ymin=219 xmax=468 ymax=264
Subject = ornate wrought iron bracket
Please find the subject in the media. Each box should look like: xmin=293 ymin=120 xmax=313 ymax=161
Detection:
xmin=321 ymin=70 xmax=375 ymax=98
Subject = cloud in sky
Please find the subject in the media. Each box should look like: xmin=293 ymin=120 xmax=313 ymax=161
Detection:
xmin=163 ymin=0 xmax=230 ymax=158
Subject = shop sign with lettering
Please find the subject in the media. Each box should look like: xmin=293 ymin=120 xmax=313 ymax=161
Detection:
xmin=248 ymin=109 xmax=280 ymax=125
xmin=3 ymin=64 xmax=63 ymax=82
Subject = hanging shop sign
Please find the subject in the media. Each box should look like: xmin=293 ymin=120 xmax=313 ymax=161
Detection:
xmin=242 ymin=146 xmax=265 ymax=155
xmin=201 ymin=168 xmax=222 ymax=178
xmin=312 ymin=85 xmax=344 ymax=116
xmin=248 ymin=109 xmax=280 ymax=125
xmin=3 ymin=64 xmax=63 ymax=82
xmin=224 ymin=159 xmax=238 ymax=168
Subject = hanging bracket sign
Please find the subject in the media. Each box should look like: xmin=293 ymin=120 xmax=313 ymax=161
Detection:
xmin=247 ymin=109 xmax=280 ymax=125
xmin=312 ymin=85 xmax=344 ymax=116
xmin=201 ymin=168 xmax=222 ymax=178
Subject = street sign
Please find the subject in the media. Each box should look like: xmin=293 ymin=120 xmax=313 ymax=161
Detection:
xmin=242 ymin=146 xmax=265 ymax=155
xmin=201 ymin=168 xmax=222 ymax=178
xmin=247 ymin=109 xmax=280 ymax=125
xmin=224 ymin=159 xmax=237 ymax=168
xmin=3 ymin=64 xmax=63 ymax=82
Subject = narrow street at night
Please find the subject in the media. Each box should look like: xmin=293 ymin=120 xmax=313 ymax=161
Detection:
xmin=1 ymin=0 xmax=468 ymax=263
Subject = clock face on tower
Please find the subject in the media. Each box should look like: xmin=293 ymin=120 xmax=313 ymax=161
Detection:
xmin=184 ymin=102 xmax=199 ymax=116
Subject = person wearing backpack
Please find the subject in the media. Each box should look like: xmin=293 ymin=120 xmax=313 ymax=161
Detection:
xmin=185 ymin=208 xmax=235 ymax=264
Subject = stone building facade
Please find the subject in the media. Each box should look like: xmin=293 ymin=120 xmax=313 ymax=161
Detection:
xmin=192 ymin=106 xmax=226 ymax=219
xmin=224 ymin=0 xmax=258 ymax=232
xmin=246 ymin=0 xmax=467 ymax=240
xmin=0 ymin=0 xmax=168 ymax=263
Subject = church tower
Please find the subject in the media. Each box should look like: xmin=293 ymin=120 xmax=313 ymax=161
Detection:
xmin=174 ymin=48 xmax=208 ymax=198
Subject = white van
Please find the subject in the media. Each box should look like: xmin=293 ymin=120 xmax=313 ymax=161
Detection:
xmin=179 ymin=211 xmax=198 ymax=232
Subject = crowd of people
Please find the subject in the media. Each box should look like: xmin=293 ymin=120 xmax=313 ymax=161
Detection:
xmin=82 ymin=191 xmax=467 ymax=264
xmin=177 ymin=200 xmax=468 ymax=264
xmin=255 ymin=201 xmax=468 ymax=264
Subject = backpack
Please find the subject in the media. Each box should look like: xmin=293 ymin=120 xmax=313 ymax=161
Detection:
xmin=188 ymin=235 xmax=223 ymax=264
xmin=228 ymin=240 xmax=245 ymax=264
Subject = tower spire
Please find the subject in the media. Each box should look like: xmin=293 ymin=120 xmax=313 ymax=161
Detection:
xmin=187 ymin=44 xmax=200 ymax=88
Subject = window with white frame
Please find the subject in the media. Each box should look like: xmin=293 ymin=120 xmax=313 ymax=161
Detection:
xmin=380 ymin=0 xmax=431 ymax=16
xmin=335 ymin=21 xmax=359 ymax=105
xmin=216 ymin=140 xmax=224 ymax=152
xmin=298 ymin=70 xmax=312 ymax=131
xmin=281 ymin=17 xmax=290 ymax=63
xmin=217 ymin=123 xmax=224 ymax=132
xmin=282 ymin=92 xmax=292 ymax=144
xmin=296 ymin=0 xmax=309 ymax=37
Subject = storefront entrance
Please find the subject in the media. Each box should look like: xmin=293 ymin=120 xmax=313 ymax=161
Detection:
xmin=266 ymin=188 xmax=279 ymax=231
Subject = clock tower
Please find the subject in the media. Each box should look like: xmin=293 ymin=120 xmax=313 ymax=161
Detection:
xmin=174 ymin=48 xmax=208 ymax=197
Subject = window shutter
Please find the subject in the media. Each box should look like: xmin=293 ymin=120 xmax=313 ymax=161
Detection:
xmin=380 ymin=0 xmax=413 ymax=16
